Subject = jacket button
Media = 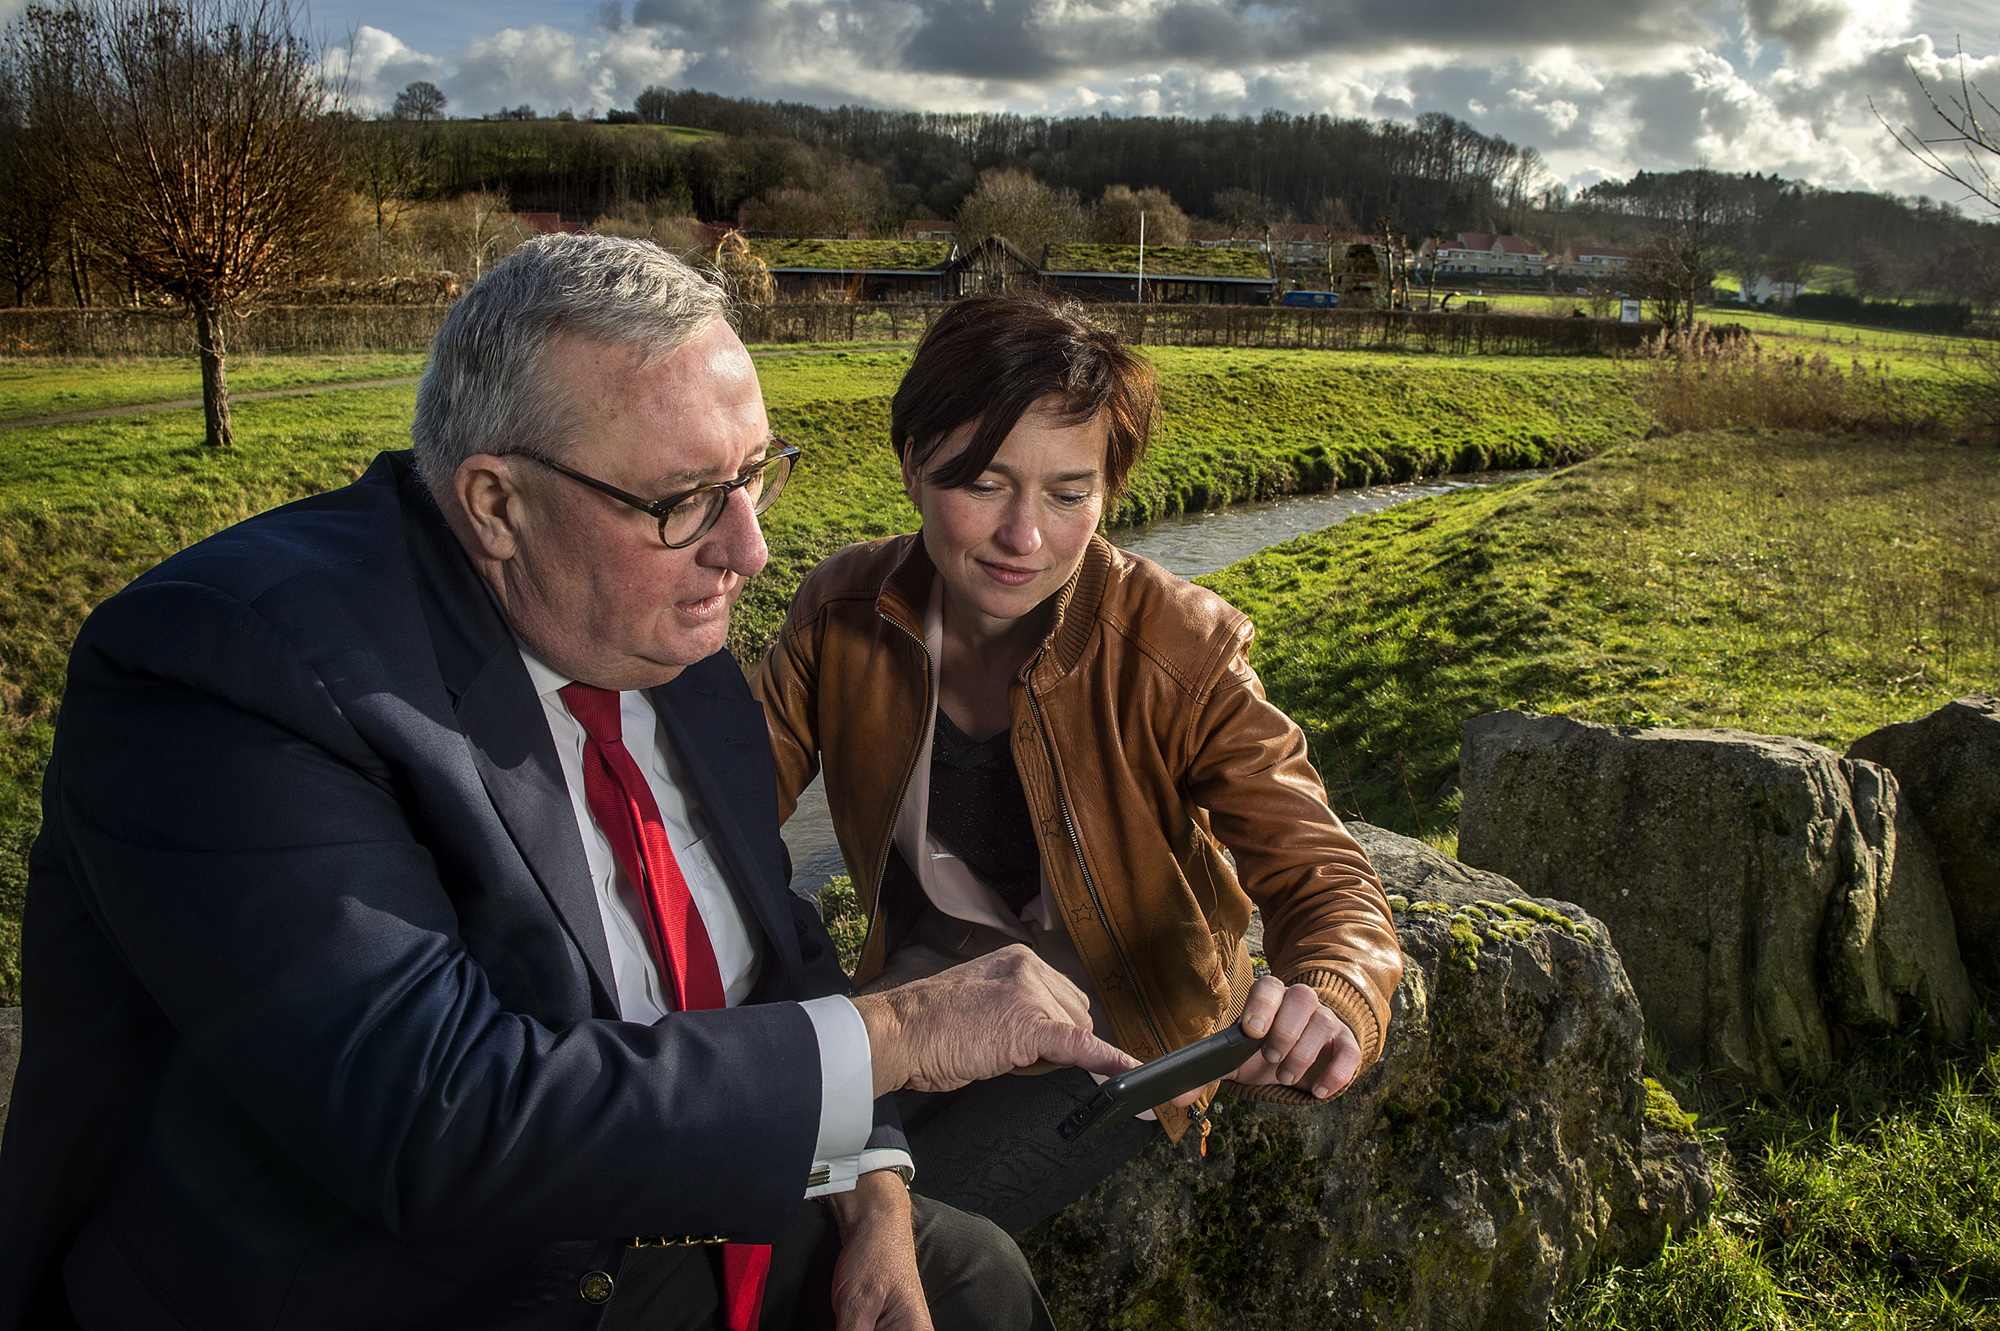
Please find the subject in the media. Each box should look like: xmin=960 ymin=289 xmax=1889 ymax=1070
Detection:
xmin=580 ymin=1270 xmax=615 ymax=1304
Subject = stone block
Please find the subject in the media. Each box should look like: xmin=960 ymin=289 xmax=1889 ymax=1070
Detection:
xmin=1021 ymin=824 xmax=1710 ymax=1331
xmin=1459 ymin=711 xmax=1971 ymax=1093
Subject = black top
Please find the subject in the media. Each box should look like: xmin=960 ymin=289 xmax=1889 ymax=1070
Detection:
xmin=926 ymin=708 xmax=1043 ymax=916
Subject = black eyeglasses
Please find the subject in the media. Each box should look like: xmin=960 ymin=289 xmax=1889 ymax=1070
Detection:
xmin=508 ymin=441 xmax=799 ymax=549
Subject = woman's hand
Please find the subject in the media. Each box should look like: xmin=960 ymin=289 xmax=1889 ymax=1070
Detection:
xmin=1225 ymin=975 xmax=1361 ymax=1100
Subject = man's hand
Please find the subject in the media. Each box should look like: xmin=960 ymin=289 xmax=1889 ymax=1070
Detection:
xmin=851 ymin=945 xmax=1137 ymax=1098
xmin=827 ymin=1171 xmax=930 ymax=1331
xmin=1225 ymin=975 xmax=1361 ymax=1100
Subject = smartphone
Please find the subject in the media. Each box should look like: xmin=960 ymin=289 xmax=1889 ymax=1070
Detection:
xmin=1056 ymin=1022 xmax=1259 ymax=1142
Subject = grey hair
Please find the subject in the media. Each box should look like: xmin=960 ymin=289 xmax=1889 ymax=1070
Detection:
xmin=412 ymin=233 xmax=729 ymax=499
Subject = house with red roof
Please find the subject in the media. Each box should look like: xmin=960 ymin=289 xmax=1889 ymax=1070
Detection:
xmin=1562 ymin=243 xmax=1640 ymax=276
xmin=1420 ymin=232 xmax=1550 ymax=279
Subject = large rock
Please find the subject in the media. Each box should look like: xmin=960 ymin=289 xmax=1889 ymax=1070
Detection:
xmin=1458 ymin=710 xmax=1972 ymax=1094
xmin=1021 ymin=823 xmax=1710 ymax=1331
xmin=1848 ymin=696 xmax=2000 ymax=967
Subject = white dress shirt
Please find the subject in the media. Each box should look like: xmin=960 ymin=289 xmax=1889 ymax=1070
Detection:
xmin=519 ymin=646 xmax=909 ymax=1196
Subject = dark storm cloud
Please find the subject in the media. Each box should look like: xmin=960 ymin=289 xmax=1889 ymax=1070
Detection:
xmin=627 ymin=0 xmax=1709 ymax=86
xmin=899 ymin=0 xmax=1068 ymax=81
xmin=1742 ymin=0 xmax=1860 ymax=62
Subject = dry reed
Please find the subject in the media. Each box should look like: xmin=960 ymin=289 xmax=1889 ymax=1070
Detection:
xmin=1637 ymin=325 xmax=1953 ymax=437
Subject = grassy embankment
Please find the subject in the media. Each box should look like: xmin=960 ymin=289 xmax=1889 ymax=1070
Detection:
xmin=1204 ymin=429 xmax=1999 ymax=835
xmin=0 ymin=344 xmax=1644 ymax=1005
xmin=1199 ymin=426 xmax=1999 ymax=1328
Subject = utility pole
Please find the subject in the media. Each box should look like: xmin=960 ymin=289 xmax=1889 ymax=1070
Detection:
xmin=1137 ymin=210 xmax=1146 ymax=305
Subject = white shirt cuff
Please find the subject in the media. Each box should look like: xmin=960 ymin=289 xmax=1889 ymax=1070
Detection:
xmin=800 ymin=995 xmax=874 ymax=1198
xmin=859 ymin=1148 xmax=915 ymax=1183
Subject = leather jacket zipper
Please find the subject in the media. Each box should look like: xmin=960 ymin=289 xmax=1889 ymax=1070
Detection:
xmin=1024 ymin=668 xmax=1170 ymax=1062
xmin=860 ymin=615 xmax=934 ymax=977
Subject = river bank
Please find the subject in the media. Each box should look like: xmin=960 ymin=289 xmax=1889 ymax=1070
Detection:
xmin=737 ymin=347 xmax=1645 ymax=658
xmin=1203 ymin=428 xmax=1999 ymax=839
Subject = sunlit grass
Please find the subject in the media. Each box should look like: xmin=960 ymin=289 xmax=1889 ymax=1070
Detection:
xmin=0 ymin=346 xmax=1650 ymax=1003
xmin=0 ymin=351 xmax=431 ymax=422
xmin=1202 ymin=430 xmax=2000 ymax=836
xmin=1555 ymin=1022 xmax=2000 ymax=1329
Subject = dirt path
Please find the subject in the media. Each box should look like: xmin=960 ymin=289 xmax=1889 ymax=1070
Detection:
xmin=0 ymin=375 xmax=426 ymax=430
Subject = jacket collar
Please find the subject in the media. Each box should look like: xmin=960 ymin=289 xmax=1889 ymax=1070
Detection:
xmin=398 ymin=461 xmax=624 ymax=1015
xmin=877 ymin=530 xmax=1112 ymax=682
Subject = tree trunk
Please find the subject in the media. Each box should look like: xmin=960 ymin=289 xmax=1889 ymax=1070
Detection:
xmin=65 ymin=228 xmax=89 ymax=308
xmin=193 ymin=301 xmax=233 ymax=448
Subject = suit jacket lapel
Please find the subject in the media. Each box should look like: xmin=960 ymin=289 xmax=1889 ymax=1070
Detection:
xmin=649 ymin=658 xmax=806 ymax=985
xmin=401 ymin=477 xmax=622 ymax=1016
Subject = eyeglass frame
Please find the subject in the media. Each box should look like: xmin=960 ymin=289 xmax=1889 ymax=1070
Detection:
xmin=503 ymin=440 xmax=800 ymax=550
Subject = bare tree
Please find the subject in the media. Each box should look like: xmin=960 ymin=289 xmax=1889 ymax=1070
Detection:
xmin=1879 ymin=41 xmax=1998 ymax=213
xmin=1090 ymin=185 xmax=1189 ymax=245
xmin=955 ymin=168 xmax=1085 ymax=255
xmin=414 ymin=189 xmax=520 ymax=283
xmin=348 ymin=123 xmax=436 ymax=264
xmin=0 ymin=52 xmax=61 ymax=305
xmin=1213 ymin=187 xmax=1275 ymax=237
xmin=390 ymin=79 xmax=445 ymax=122
xmin=14 ymin=0 xmax=347 ymax=446
xmin=1764 ymin=243 xmax=1816 ymax=302
xmin=1635 ymin=168 xmax=1740 ymax=333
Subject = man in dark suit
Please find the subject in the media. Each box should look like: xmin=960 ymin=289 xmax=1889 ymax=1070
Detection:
xmin=0 ymin=235 xmax=1130 ymax=1330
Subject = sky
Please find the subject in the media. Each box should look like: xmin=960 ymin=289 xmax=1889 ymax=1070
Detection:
xmin=69 ymin=0 xmax=2000 ymax=208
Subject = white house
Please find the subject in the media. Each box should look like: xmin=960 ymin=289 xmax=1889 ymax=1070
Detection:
xmin=1421 ymin=232 xmax=1550 ymax=278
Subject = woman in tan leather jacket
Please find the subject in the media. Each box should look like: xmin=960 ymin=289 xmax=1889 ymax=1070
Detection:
xmin=755 ymin=295 xmax=1402 ymax=1236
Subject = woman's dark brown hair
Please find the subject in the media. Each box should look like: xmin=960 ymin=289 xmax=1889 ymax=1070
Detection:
xmin=890 ymin=294 xmax=1156 ymax=502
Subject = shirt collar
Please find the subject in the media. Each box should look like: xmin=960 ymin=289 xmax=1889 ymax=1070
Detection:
xmin=516 ymin=639 xmax=574 ymax=702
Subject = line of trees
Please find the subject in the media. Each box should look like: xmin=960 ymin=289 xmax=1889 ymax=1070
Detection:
xmin=629 ymin=88 xmax=1550 ymax=240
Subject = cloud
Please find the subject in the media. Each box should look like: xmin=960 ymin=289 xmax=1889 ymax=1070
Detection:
xmin=316 ymin=0 xmax=1998 ymax=211
xmin=331 ymin=22 xmax=691 ymax=117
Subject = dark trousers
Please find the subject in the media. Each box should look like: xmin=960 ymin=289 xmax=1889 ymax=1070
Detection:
xmin=896 ymin=1067 xmax=1157 ymax=1237
xmin=603 ymin=1192 xmax=1052 ymax=1331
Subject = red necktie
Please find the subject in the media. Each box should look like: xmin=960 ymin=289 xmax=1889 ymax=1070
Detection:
xmin=560 ymin=682 xmax=771 ymax=1331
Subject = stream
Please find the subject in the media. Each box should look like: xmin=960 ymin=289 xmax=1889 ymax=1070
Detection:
xmin=779 ymin=468 xmax=1549 ymax=891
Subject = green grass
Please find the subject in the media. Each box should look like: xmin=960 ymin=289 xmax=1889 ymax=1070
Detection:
xmin=595 ymin=123 xmax=716 ymax=142
xmin=1554 ymin=1014 xmax=2000 ymax=1329
xmin=0 ymin=344 xmax=1647 ymax=1004
xmin=0 ymin=352 xmax=430 ymax=422
xmin=1200 ymin=430 xmax=2000 ymax=836
xmin=732 ymin=345 xmax=1646 ymax=662
xmin=1046 ymin=243 xmax=1275 ymax=279
xmin=746 ymin=239 xmax=952 ymax=271
xmin=1475 ymin=293 xmax=1978 ymax=363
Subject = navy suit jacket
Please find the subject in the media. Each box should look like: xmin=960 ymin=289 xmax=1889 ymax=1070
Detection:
xmin=0 ymin=452 xmax=888 ymax=1329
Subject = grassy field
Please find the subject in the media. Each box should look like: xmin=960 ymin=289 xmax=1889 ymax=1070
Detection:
xmin=0 ymin=344 xmax=1648 ymax=1005
xmin=1478 ymin=293 xmax=1977 ymax=362
xmin=0 ymin=335 xmax=1996 ymax=1326
xmin=1553 ymin=1019 xmax=2000 ymax=1329
xmin=1202 ymin=430 xmax=1999 ymax=834
xmin=738 ymin=346 xmax=1648 ymax=654
xmin=0 ymin=352 xmax=431 ymax=422
xmin=1195 ymin=428 xmax=2000 ymax=1327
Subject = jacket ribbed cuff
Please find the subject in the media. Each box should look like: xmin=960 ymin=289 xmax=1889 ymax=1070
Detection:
xmin=1292 ymin=966 xmax=1383 ymax=1069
